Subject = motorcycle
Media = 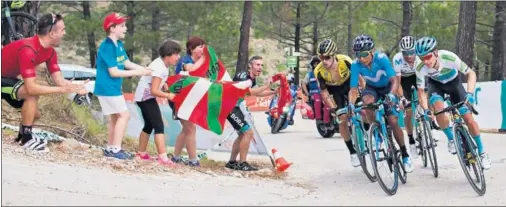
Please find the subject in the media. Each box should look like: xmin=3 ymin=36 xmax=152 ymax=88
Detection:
xmin=300 ymin=93 xmax=340 ymax=138
xmin=266 ymin=73 xmax=297 ymax=134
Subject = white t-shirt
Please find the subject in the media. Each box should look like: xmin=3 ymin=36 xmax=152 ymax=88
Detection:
xmin=134 ymin=57 xmax=170 ymax=102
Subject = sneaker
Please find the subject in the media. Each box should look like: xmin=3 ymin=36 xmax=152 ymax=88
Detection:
xmin=236 ymin=161 xmax=258 ymax=171
xmin=135 ymin=152 xmax=151 ymax=160
xmin=225 ymin=160 xmax=238 ymax=170
xmin=402 ymin=157 xmax=414 ymax=173
xmin=448 ymin=140 xmax=457 ymax=155
xmin=188 ymin=160 xmax=201 ymax=167
xmin=410 ymin=144 xmax=418 ymax=159
xmin=289 ymin=120 xmax=294 ymax=125
xmin=479 ymin=152 xmax=491 ymax=170
xmin=104 ymin=149 xmax=132 ymax=160
xmin=21 ymin=136 xmax=48 ymax=152
xmin=350 ymin=153 xmax=360 ymax=167
xmin=170 ymin=156 xmax=186 ymax=165
xmin=158 ymin=158 xmax=177 ymax=167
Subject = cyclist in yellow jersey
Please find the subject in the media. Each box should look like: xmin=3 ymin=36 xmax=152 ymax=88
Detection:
xmin=314 ymin=39 xmax=366 ymax=167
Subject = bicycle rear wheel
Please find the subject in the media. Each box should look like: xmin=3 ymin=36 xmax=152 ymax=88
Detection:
xmin=351 ymin=124 xmax=376 ymax=182
xmin=367 ymin=122 xmax=399 ymax=196
xmin=1 ymin=11 xmax=37 ymax=46
xmin=422 ymin=119 xmax=438 ymax=178
xmin=454 ymin=126 xmax=486 ymax=196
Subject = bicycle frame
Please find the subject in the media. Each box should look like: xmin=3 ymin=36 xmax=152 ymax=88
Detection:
xmin=349 ymin=105 xmax=367 ymax=152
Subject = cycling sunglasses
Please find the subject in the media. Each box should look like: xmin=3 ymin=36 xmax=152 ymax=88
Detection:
xmin=402 ymin=50 xmax=416 ymax=56
xmin=421 ymin=52 xmax=434 ymax=61
xmin=319 ymin=55 xmax=332 ymax=61
xmin=356 ymin=51 xmax=371 ymax=58
xmin=48 ymin=14 xmax=63 ymax=33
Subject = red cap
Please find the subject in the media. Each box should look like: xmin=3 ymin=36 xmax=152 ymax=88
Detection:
xmin=103 ymin=12 xmax=129 ymax=31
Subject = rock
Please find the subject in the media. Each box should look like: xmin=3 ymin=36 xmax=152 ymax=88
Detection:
xmin=231 ymin=171 xmax=243 ymax=178
xmin=60 ymin=138 xmax=81 ymax=150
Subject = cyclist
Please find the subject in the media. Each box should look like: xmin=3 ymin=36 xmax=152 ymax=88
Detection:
xmin=348 ymin=34 xmax=414 ymax=173
xmin=393 ymin=35 xmax=423 ymax=159
xmin=414 ymin=36 xmax=491 ymax=170
xmin=225 ymin=56 xmax=275 ymax=171
xmin=313 ymin=39 xmax=365 ymax=167
xmin=1 ymin=13 xmax=87 ymax=152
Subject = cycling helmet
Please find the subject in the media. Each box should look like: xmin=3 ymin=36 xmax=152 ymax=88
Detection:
xmin=399 ymin=36 xmax=415 ymax=51
xmin=415 ymin=36 xmax=437 ymax=56
xmin=10 ymin=0 xmax=26 ymax=9
xmin=352 ymin=34 xmax=374 ymax=52
xmin=287 ymin=73 xmax=295 ymax=83
xmin=317 ymin=39 xmax=337 ymax=56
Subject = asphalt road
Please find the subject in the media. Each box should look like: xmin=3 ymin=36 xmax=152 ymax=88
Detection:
xmin=2 ymin=112 xmax=506 ymax=206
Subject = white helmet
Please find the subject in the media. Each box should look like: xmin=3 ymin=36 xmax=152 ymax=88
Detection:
xmin=399 ymin=36 xmax=415 ymax=51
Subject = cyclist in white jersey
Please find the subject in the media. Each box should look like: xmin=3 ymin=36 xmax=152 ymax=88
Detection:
xmin=414 ymin=36 xmax=491 ymax=170
xmin=393 ymin=36 xmax=421 ymax=159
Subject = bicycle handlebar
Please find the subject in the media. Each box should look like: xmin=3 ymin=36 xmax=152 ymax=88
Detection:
xmin=434 ymin=101 xmax=478 ymax=116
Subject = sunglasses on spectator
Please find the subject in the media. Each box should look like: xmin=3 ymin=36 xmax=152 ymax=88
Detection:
xmin=402 ymin=50 xmax=416 ymax=56
xmin=356 ymin=51 xmax=371 ymax=58
xmin=48 ymin=14 xmax=63 ymax=33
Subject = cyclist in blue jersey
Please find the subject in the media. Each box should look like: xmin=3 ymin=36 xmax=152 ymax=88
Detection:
xmin=348 ymin=34 xmax=414 ymax=173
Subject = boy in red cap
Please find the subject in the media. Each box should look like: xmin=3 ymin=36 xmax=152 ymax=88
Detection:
xmin=95 ymin=12 xmax=152 ymax=159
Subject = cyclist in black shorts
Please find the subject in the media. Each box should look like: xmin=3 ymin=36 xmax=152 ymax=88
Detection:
xmin=225 ymin=56 xmax=276 ymax=171
xmin=393 ymin=36 xmax=424 ymax=159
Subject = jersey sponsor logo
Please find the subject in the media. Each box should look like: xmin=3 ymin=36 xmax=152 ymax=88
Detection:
xmin=117 ymin=55 xmax=126 ymax=62
xmin=440 ymin=67 xmax=454 ymax=75
xmin=441 ymin=54 xmax=456 ymax=62
xmin=230 ymin=113 xmax=244 ymax=127
xmin=362 ymin=70 xmax=387 ymax=83
xmin=394 ymin=59 xmax=403 ymax=66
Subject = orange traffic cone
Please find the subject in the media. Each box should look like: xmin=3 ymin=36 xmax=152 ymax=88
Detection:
xmin=272 ymin=148 xmax=292 ymax=172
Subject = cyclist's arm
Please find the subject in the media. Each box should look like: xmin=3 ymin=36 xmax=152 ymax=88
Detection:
xmin=18 ymin=48 xmax=67 ymax=95
xmin=358 ymin=75 xmax=366 ymax=90
xmin=317 ymin=73 xmax=337 ymax=108
xmin=380 ymin=55 xmax=399 ymax=94
xmin=396 ymin=77 xmax=404 ymax=97
xmin=301 ymin=73 xmax=309 ymax=95
xmin=348 ymin=63 xmax=360 ymax=105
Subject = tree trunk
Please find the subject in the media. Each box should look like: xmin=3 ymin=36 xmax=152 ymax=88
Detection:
xmin=401 ymin=1 xmax=412 ymax=37
xmin=455 ymin=1 xmax=477 ymax=81
xmin=312 ymin=21 xmax=318 ymax=55
xmin=15 ymin=1 xmax=40 ymax=38
xmin=186 ymin=22 xmax=194 ymax=41
xmin=491 ymin=1 xmax=506 ymax=81
xmin=82 ymin=1 xmax=96 ymax=68
xmin=235 ymin=1 xmax=253 ymax=75
xmin=126 ymin=1 xmax=135 ymax=60
xmin=347 ymin=2 xmax=353 ymax=56
xmin=294 ymin=3 xmax=301 ymax=86
xmin=151 ymin=6 xmax=161 ymax=61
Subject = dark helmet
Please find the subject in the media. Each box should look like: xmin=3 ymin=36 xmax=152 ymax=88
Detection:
xmin=352 ymin=34 xmax=375 ymax=52
xmin=317 ymin=39 xmax=337 ymax=56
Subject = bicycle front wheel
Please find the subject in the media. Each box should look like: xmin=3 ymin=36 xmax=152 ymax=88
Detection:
xmin=454 ymin=125 xmax=486 ymax=196
xmin=422 ymin=119 xmax=438 ymax=178
xmin=367 ymin=122 xmax=399 ymax=196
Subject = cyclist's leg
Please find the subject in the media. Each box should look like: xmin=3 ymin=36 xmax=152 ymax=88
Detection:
xmin=428 ymin=80 xmax=456 ymax=153
xmin=448 ymin=79 xmax=491 ymax=168
xmin=361 ymin=85 xmax=378 ymax=124
xmin=401 ymin=75 xmax=418 ymax=158
xmin=401 ymin=76 xmax=416 ymax=144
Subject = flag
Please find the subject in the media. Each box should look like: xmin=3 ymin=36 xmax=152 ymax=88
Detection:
xmin=166 ymin=75 xmax=251 ymax=135
xmin=185 ymin=46 xmax=232 ymax=82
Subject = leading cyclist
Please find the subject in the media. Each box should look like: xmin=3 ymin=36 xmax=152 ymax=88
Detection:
xmin=413 ymin=36 xmax=491 ymax=170
xmin=348 ymin=34 xmax=414 ymax=173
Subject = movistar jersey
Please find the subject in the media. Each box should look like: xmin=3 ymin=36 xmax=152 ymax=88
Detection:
xmin=392 ymin=52 xmax=421 ymax=77
xmin=350 ymin=51 xmax=396 ymax=88
xmin=415 ymin=50 xmax=470 ymax=89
